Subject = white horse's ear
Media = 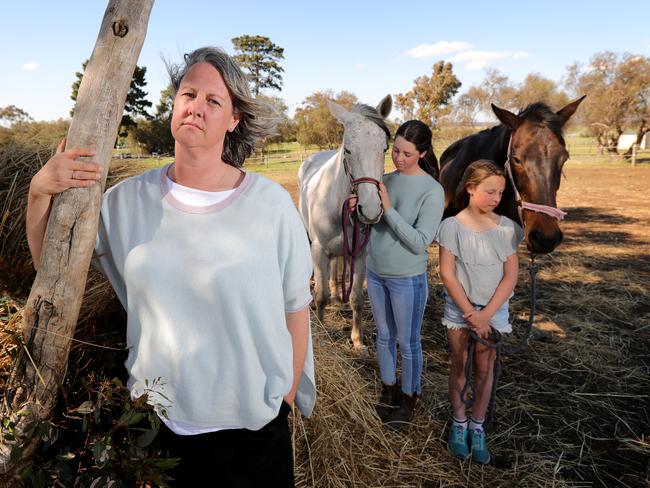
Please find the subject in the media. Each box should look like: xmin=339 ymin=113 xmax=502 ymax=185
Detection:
xmin=328 ymin=100 xmax=351 ymax=124
xmin=376 ymin=95 xmax=392 ymax=119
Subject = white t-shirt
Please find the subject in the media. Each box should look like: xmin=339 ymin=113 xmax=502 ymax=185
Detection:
xmin=166 ymin=175 xmax=235 ymax=207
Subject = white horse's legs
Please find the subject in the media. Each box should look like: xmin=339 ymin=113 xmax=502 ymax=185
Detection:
xmin=329 ymin=256 xmax=341 ymax=305
xmin=350 ymin=255 xmax=367 ymax=354
xmin=312 ymin=243 xmax=330 ymax=323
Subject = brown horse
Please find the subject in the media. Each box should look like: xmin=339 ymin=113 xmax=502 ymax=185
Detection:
xmin=439 ymin=97 xmax=585 ymax=254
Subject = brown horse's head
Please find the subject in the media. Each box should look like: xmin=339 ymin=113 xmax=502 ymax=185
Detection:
xmin=492 ymin=97 xmax=585 ymax=254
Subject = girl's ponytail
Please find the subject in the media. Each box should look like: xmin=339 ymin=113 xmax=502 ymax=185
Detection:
xmin=418 ymin=143 xmax=439 ymax=180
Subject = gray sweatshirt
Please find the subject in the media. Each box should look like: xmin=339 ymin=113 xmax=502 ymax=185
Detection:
xmin=93 ymin=165 xmax=315 ymax=431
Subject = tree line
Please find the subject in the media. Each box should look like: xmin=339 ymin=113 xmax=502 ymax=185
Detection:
xmin=2 ymin=38 xmax=649 ymax=158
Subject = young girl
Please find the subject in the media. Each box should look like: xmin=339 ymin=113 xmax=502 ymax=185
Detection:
xmin=352 ymin=120 xmax=445 ymax=426
xmin=437 ymin=160 xmax=523 ymax=464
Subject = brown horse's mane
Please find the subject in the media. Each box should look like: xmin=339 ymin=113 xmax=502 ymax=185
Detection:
xmin=517 ymin=102 xmax=566 ymax=146
xmin=440 ymin=102 xmax=565 ymax=169
xmin=440 ymin=125 xmax=510 ymax=169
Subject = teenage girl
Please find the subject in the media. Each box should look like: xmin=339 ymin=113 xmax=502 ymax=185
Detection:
xmin=351 ymin=120 xmax=444 ymax=426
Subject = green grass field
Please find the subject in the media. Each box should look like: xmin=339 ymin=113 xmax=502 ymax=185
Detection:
xmin=119 ymin=137 xmax=649 ymax=181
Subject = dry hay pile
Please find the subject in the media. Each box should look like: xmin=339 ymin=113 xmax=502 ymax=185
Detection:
xmin=292 ymin=245 xmax=648 ymax=487
xmin=0 ymin=143 xmax=143 ymax=394
xmin=291 ymin=166 xmax=649 ymax=487
xmin=1 ymin=150 xmax=648 ymax=486
xmin=0 ymin=143 xmax=53 ymax=268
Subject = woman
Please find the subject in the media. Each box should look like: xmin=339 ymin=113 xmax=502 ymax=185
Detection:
xmin=351 ymin=120 xmax=444 ymax=427
xmin=26 ymin=47 xmax=315 ymax=486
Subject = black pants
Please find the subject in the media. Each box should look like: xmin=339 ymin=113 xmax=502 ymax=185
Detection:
xmin=156 ymin=401 xmax=294 ymax=487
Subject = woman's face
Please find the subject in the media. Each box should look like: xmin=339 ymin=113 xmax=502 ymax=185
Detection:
xmin=171 ymin=62 xmax=240 ymax=153
xmin=391 ymin=136 xmax=425 ymax=174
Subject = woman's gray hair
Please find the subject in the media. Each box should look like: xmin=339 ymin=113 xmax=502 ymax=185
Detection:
xmin=167 ymin=46 xmax=275 ymax=167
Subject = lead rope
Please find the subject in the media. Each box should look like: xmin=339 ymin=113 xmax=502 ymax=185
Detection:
xmin=340 ymin=196 xmax=372 ymax=303
xmin=459 ymin=255 xmax=539 ymax=427
xmin=338 ymin=148 xmax=381 ymax=303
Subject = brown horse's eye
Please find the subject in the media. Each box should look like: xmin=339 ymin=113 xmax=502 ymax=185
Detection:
xmin=511 ymin=156 xmax=522 ymax=165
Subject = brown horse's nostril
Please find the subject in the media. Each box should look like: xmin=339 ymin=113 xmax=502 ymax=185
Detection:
xmin=528 ymin=228 xmax=563 ymax=254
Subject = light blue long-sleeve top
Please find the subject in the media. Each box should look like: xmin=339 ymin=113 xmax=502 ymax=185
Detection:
xmin=366 ymin=171 xmax=445 ymax=278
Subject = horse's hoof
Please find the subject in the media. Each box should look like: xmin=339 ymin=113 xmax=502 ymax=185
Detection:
xmin=313 ymin=307 xmax=325 ymax=323
xmin=329 ymin=296 xmax=342 ymax=307
xmin=353 ymin=344 xmax=369 ymax=359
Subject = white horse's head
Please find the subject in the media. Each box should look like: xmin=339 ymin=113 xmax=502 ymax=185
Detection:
xmin=328 ymin=95 xmax=392 ymax=224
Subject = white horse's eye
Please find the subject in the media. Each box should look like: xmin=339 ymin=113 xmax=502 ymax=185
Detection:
xmin=344 ymin=148 xmax=351 ymax=155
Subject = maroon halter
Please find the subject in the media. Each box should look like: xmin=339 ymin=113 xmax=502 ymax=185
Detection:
xmin=340 ymin=170 xmax=381 ymax=303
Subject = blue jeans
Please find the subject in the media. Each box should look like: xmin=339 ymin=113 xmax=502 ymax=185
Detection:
xmin=366 ymin=269 xmax=428 ymax=395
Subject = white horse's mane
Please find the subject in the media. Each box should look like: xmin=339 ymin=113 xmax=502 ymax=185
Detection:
xmin=351 ymin=104 xmax=390 ymax=141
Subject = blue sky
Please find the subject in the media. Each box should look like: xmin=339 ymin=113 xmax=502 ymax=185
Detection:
xmin=2 ymin=0 xmax=649 ymax=121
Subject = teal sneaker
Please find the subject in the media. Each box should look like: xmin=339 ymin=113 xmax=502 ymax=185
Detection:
xmin=470 ymin=428 xmax=491 ymax=465
xmin=447 ymin=424 xmax=469 ymax=459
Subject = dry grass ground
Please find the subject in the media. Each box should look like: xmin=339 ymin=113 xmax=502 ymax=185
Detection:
xmin=287 ymin=162 xmax=650 ymax=487
xmin=1 ymin=157 xmax=648 ymax=487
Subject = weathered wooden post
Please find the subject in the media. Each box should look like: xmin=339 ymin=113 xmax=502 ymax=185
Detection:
xmin=0 ymin=0 xmax=154 ymax=479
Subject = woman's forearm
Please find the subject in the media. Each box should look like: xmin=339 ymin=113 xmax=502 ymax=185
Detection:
xmin=284 ymin=306 xmax=310 ymax=404
xmin=26 ymin=186 xmax=53 ymax=270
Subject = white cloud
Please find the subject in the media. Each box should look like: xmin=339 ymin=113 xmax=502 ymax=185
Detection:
xmin=465 ymin=60 xmax=487 ymax=70
xmin=404 ymin=41 xmax=473 ymax=59
xmin=356 ymin=63 xmax=365 ymax=70
xmin=449 ymin=50 xmax=530 ymax=69
xmin=451 ymin=50 xmax=510 ymax=63
xmin=23 ymin=61 xmax=39 ymax=71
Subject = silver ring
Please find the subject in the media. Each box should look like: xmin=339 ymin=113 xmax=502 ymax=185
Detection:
xmin=71 ymin=170 xmax=75 ymax=180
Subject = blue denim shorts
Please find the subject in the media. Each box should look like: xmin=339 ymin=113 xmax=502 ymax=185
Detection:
xmin=441 ymin=291 xmax=512 ymax=333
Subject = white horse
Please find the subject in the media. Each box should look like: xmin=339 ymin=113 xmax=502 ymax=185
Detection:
xmin=298 ymin=96 xmax=392 ymax=352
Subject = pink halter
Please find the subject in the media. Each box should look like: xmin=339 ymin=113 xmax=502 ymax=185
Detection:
xmin=505 ymin=136 xmax=567 ymax=223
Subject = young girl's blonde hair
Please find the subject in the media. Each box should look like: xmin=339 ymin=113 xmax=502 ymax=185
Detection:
xmin=454 ymin=160 xmax=506 ymax=209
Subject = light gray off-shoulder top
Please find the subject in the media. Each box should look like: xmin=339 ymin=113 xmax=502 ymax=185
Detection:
xmin=436 ymin=215 xmax=523 ymax=305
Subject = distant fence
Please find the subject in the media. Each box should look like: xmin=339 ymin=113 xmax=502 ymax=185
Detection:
xmin=565 ymin=140 xmax=649 ymax=166
xmin=117 ymin=138 xmax=650 ymax=169
xmin=247 ymin=149 xmax=313 ymax=167
xmin=247 ymin=142 xmax=650 ymax=168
